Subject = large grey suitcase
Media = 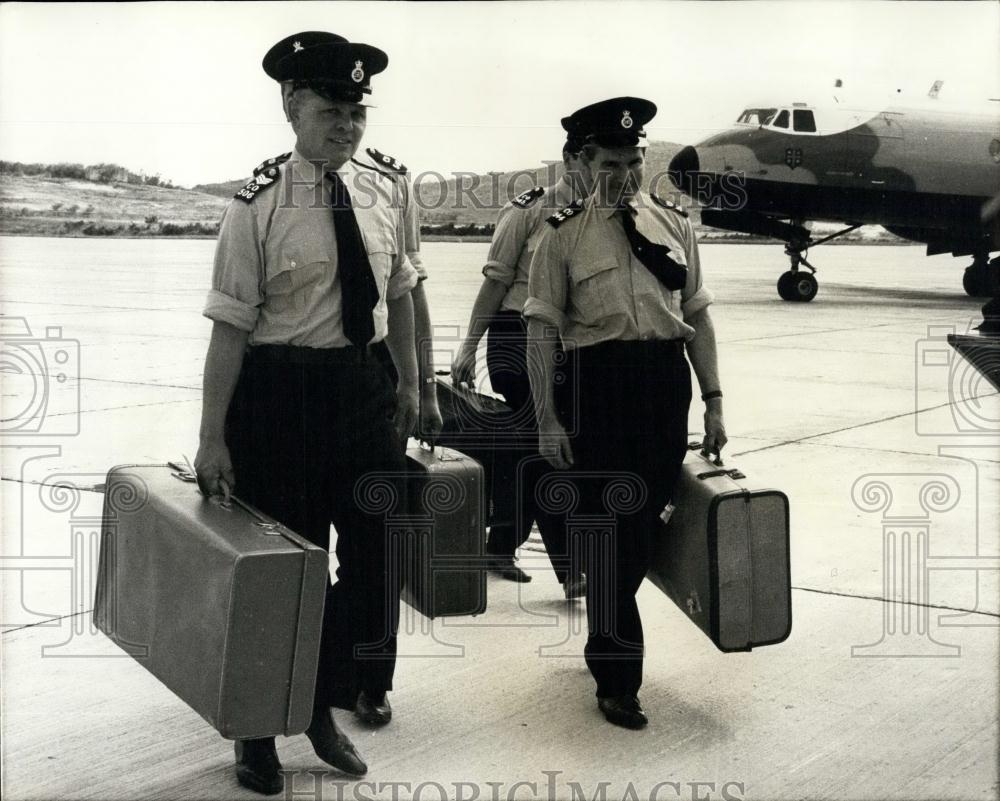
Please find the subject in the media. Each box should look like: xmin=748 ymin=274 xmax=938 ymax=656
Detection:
xmin=94 ymin=463 xmax=329 ymax=739
xmin=647 ymin=445 xmax=791 ymax=652
xmin=403 ymin=442 xmax=487 ymax=618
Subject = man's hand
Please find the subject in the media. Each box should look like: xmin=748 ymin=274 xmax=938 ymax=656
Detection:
xmin=538 ymin=415 xmax=574 ymax=469
xmin=194 ymin=437 xmax=236 ymax=498
xmin=450 ymin=345 xmax=476 ymax=388
xmin=394 ymin=383 xmax=420 ymax=443
xmin=703 ymin=406 xmax=728 ymax=458
xmin=419 ymin=384 xmax=444 ymax=440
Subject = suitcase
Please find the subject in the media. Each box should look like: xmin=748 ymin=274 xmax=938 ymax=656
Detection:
xmin=94 ymin=463 xmax=329 ymax=739
xmin=432 ymin=376 xmax=525 ymax=528
xmin=402 ymin=441 xmax=487 ymax=618
xmin=646 ymin=444 xmax=792 ymax=652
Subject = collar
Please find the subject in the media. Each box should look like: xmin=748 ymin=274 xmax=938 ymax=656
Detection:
xmin=594 ymin=195 xmax=638 ymax=220
xmin=288 ymin=148 xmax=358 ymax=187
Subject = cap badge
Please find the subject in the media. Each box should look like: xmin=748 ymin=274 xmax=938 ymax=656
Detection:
xmin=292 ymin=40 xmax=304 ymax=53
xmin=621 ymin=110 xmax=633 ymax=129
xmin=351 ymin=60 xmax=365 ymax=83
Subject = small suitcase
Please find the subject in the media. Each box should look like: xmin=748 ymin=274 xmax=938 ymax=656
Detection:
xmin=402 ymin=441 xmax=487 ymax=618
xmin=647 ymin=444 xmax=792 ymax=652
xmin=94 ymin=463 xmax=329 ymax=739
xmin=432 ymin=376 xmax=526 ymax=528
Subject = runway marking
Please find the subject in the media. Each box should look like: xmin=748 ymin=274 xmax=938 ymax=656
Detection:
xmin=732 ymin=394 xmax=1000 ymax=459
xmin=791 ymin=586 xmax=1000 ymax=619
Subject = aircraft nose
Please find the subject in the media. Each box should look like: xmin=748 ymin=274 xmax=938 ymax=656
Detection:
xmin=669 ymin=145 xmax=700 ymax=194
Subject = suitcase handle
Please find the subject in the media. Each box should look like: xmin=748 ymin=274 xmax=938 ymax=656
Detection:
xmin=688 ymin=440 xmax=724 ymax=467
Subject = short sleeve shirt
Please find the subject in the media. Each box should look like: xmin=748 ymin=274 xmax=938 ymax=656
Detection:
xmin=483 ymin=176 xmax=578 ymax=313
xmin=203 ymin=150 xmax=418 ymax=347
xmin=524 ymin=191 xmax=714 ymax=349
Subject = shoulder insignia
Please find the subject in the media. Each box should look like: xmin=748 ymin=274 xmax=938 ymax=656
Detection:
xmin=365 ymin=147 xmax=407 ymax=175
xmin=235 ymin=155 xmax=289 ymax=203
xmin=253 ymin=152 xmax=292 ymax=177
xmin=651 ymin=193 xmax=688 ymax=217
xmin=511 ymin=186 xmax=545 ymax=209
xmin=545 ymin=199 xmax=584 ymax=228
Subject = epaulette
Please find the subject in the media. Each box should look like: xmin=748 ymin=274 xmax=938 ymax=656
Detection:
xmin=253 ymin=152 xmax=292 ymax=177
xmin=365 ymin=147 xmax=407 ymax=175
xmin=235 ymin=153 xmax=291 ymax=203
xmin=511 ymin=186 xmax=545 ymax=209
xmin=651 ymin=193 xmax=688 ymax=217
xmin=546 ymin=199 xmax=584 ymax=228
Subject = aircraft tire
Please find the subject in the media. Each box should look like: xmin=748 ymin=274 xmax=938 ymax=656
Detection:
xmin=777 ymin=271 xmax=797 ymax=301
xmin=962 ymin=267 xmax=989 ymax=298
xmin=778 ymin=271 xmax=817 ymax=302
xmin=793 ymin=273 xmax=819 ymax=302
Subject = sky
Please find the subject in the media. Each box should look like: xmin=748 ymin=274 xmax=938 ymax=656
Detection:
xmin=1 ymin=0 xmax=998 ymax=188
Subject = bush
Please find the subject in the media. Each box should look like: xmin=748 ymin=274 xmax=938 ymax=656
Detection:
xmin=49 ymin=163 xmax=87 ymax=180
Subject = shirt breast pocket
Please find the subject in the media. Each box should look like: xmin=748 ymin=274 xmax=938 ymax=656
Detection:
xmin=264 ymin=244 xmax=329 ymax=314
xmin=569 ymin=260 xmax=623 ymax=319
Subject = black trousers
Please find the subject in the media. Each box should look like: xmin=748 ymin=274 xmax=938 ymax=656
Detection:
xmin=225 ymin=345 xmax=407 ymax=711
xmin=486 ymin=310 xmax=571 ymax=583
xmin=555 ymin=339 xmax=691 ymax=698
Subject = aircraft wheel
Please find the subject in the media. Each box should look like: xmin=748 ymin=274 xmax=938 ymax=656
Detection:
xmin=777 ymin=271 xmax=797 ymax=301
xmin=778 ymin=271 xmax=818 ymax=302
xmin=963 ymin=266 xmax=989 ymax=297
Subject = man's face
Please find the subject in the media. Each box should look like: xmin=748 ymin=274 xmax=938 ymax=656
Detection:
xmin=289 ymin=90 xmax=367 ymax=166
xmin=586 ymin=145 xmax=645 ymax=204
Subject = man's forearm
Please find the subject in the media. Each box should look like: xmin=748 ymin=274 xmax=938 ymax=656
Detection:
xmin=200 ymin=321 xmax=251 ymax=441
xmin=686 ymin=308 xmax=723 ymax=411
xmin=463 ymin=277 xmax=508 ymax=349
xmin=386 ymin=292 xmax=418 ymax=388
xmin=526 ymin=318 xmax=559 ymax=423
xmin=410 ymin=282 xmax=435 ymax=383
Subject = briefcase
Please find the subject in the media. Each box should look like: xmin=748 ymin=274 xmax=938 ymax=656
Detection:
xmin=432 ymin=376 xmax=525 ymax=528
xmin=647 ymin=445 xmax=792 ymax=652
xmin=94 ymin=463 xmax=329 ymax=739
xmin=402 ymin=441 xmax=487 ymax=618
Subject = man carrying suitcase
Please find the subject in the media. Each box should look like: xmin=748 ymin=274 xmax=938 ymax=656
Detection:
xmin=450 ymin=134 xmax=591 ymax=595
xmin=195 ymin=32 xmax=418 ymax=794
xmin=524 ymin=97 xmax=728 ymax=730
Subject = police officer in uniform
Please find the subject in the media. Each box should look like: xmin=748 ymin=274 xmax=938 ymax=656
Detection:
xmin=525 ymin=97 xmax=727 ymax=729
xmin=195 ymin=33 xmax=419 ymax=793
xmin=451 ymin=134 xmax=590 ymax=594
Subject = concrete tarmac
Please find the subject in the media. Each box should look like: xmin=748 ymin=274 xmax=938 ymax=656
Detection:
xmin=1 ymin=236 xmax=997 ymax=800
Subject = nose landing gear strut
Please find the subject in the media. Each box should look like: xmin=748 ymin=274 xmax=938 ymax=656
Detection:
xmin=776 ymin=224 xmax=861 ymax=302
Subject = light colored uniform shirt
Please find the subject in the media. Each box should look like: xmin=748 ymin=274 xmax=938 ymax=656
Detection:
xmin=203 ymin=149 xmax=418 ymax=347
xmin=524 ymin=191 xmax=714 ymax=349
xmin=351 ymin=148 xmax=426 ymax=282
xmin=483 ymin=176 xmax=578 ymax=313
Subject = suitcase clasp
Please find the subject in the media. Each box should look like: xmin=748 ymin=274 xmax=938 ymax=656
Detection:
xmin=252 ymin=521 xmax=283 ymax=535
xmin=686 ymin=590 xmax=702 ymax=616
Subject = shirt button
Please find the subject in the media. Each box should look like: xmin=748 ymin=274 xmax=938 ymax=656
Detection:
xmin=290 ymin=260 xmax=297 ymax=267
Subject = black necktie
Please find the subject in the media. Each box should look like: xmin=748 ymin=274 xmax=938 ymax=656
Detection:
xmin=328 ymin=171 xmax=379 ymax=347
xmin=619 ymin=208 xmax=688 ymax=291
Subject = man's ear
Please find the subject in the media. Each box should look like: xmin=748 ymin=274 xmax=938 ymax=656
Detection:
xmin=281 ymin=84 xmax=295 ymax=124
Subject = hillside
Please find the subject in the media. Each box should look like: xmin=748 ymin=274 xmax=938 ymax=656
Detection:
xmin=0 ymin=172 xmax=227 ymax=237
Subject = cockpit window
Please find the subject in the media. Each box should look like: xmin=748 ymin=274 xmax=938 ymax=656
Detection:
xmin=793 ymin=109 xmax=817 ymax=132
xmin=737 ymin=108 xmax=778 ymax=126
xmin=773 ymin=110 xmax=790 ymax=129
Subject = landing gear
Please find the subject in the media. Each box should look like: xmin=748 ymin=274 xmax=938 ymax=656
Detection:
xmin=963 ymin=254 xmax=992 ymax=297
xmin=775 ymin=224 xmax=860 ymax=303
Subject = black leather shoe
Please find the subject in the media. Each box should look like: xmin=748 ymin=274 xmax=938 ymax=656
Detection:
xmin=563 ymin=572 xmax=587 ymax=599
xmin=234 ymin=737 xmax=283 ymax=796
xmin=488 ymin=557 xmax=532 ymax=582
xmin=355 ymin=690 xmax=392 ymax=726
xmin=598 ymin=695 xmax=648 ymax=730
xmin=305 ymin=707 xmax=367 ymax=776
